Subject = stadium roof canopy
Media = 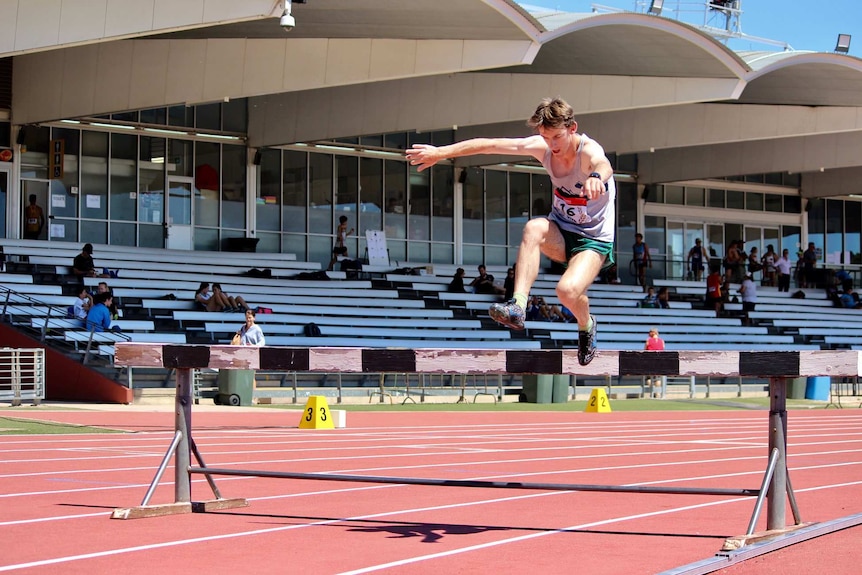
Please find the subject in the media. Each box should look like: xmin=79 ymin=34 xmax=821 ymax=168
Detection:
xmin=4 ymin=0 xmax=862 ymax=197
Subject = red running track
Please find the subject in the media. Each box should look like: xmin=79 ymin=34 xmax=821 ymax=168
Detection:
xmin=1 ymin=409 xmax=860 ymax=575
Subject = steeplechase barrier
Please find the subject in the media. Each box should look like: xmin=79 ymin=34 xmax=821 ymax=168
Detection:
xmin=109 ymin=344 xmax=862 ymax=557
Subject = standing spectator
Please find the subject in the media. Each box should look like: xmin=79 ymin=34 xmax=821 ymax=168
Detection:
xmin=447 ymin=268 xmax=467 ymax=293
xmin=632 ymin=233 xmax=651 ymax=286
xmin=644 ymin=328 xmax=665 ymax=351
xmin=723 ymin=240 xmax=743 ymax=283
xmin=747 ymin=246 xmax=762 ymax=281
xmin=739 ymin=272 xmax=757 ymax=325
xmin=85 ymin=292 xmax=113 ymax=332
xmin=774 ymin=249 xmax=792 ymax=292
xmin=657 ymin=286 xmax=670 ymax=309
xmin=470 ymin=265 xmax=503 ymax=295
xmin=761 ymin=245 xmax=777 ymax=287
xmin=328 ymin=215 xmax=355 ymax=271
xmin=72 ymin=287 xmax=92 ymax=321
xmin=236 ymin=309 xmax=266 ymax=345
xmin=212 ymin=283 xmax=250 ymax=313
xmin=802 ymin=242 xmax=818 ymax=287
xmin=687 ymin=238 xmax=707 ymax=281
xmin=23 ymin=194 xmax=45 ymax=240
xmin=641 ymin=286 xmax=659 ymax=308
xmin=705 ymin=265 xmax=723 ymax=314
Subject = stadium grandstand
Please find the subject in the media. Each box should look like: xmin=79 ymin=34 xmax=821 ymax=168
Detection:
xmin=0 ymin=0 xmax=860 ymax=404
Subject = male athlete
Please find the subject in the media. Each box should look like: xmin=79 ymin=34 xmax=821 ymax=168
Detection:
xmin=406 ymin=97 xmax=615 ymax=365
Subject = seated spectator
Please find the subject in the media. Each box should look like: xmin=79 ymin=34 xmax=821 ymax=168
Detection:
xmin=525 ymin=295 xmax=542 ymax=321
xmin=503 ymin=267 xmax=515 ymax=300
xmin=195 ymin=282 xmax=232 ymax=312
xmin=657 ymin=286 xmax=670 ymax=309
xmin=470 ymin=265 xmax=503 ymax=295
xmin=447 ymin=268 xmax=467 ymax=293
xmin=839 ymin=286 xmax=862 ymax=309
xmin=85 ymin=292 xmax=114 ymax=332
xmin=641 ymin=286 xmax=659 ymax=308
xmin=644 ymin=328 xmax=665 ymax=351
xmin=236 ymin=309 xmax=266 ymax=345
xmin=72 ymin=243 xmax=110 ymax=278
xmin=72 ymin=287 xmax=92 ymax=321
xmin=96 ymin=281 xmax=120 ymax=320
xmin=212 ymin=283 xmax=250 ymax=313
xmin=538 ymin=297 xmax=566 ymax=322
xmin=560 ymin=305 xmax=575 ymax=323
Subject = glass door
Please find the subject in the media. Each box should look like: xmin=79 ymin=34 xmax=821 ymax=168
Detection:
xmin=166 ymin=177 xmax=193 ymax=250
xmin=0 ymin=167 xmax=8 ymax=239
xmin=21 ymin=180 xmax=50 ymax=241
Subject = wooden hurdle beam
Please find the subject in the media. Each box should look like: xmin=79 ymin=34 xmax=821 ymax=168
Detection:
xmin=110 ymin=344 xmax=859 ymax=540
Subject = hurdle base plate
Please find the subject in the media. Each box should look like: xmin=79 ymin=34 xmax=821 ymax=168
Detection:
xmin=111 ymin=502 xmax=193 ymax=520
xmin=192 ymin=498 xmax=249 ymax=513
xmin=721 ymin=522 xmax=814 ymax=550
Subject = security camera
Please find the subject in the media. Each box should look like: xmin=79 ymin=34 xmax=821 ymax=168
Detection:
xmin=280 ymin=12 xmax=295 ymax=30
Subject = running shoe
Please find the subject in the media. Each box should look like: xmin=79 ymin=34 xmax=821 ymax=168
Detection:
xmin=578 ymin=315 xmax=597 ymax=366
xmin=489 ymin=299 xmax=526 ymax=331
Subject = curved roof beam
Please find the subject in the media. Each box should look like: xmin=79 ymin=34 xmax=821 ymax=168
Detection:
xmin=740 ymin=54 xmax=862 ymax=106
xmin=530 ymin=11 xmax=750 ymax=79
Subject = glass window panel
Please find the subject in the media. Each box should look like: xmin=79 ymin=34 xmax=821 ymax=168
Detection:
xmin=168 ymin=139 xmax=193 ymax=177
xmin=664 ymin=185 xmax=684 ymax=205
xmin=826 ymin=199 xmax=844 ymax=264
xmin=110 ymin=133 xmax=137 ymax=222
xmin=51 ymin=128 xmax=79 ymax=217
xmin=168 ymin=105 xmax=194 ymax=128
xmin=531 ymin=174 xmax=551 ymax=217
xmin=462 ymin=167 xmax=483 ymax=244
xmin=685 ymin=186 xmax=705 ymax=207
xmin=746 ymin=192 xmax=763 ymax=211
xmin=194 ymin=141 xmax=220 ymax=228
xmin=846 ymin=201 xmax=861 ymax=265
xmin=112 ymin=111 xmax=138 ymax=123
xmin=807 ymin=198 xmax=825 ymax=256
xmin=726 ymin=190 xmax=745 ymax=209
xmin=139 ymin=137 xmax=165 ymax=225
xmin=308 ymin=235 xmax=332 ymax=269
xmin=430 ymin=164 xmax=452 ymax=242
xmin=139 ymin=223 xmax=163 ymax=248
xmin=80 ymin=219 xmax=106 ymax=245
xmin=308 ymin=153 xmax=332 ymax=241
xmin=222 ymin=99 xmax=247 ymax=133
xmin=408 ymin=164 xmax=430 ymax=242
xmin=50 ymin=218 xmax=77 ymax=242
xmin=81 ymin=131 xmax=108 ymax=219
xmin=0 ymin=121 xmax=10 ymax=148
xmin=463 ymin=244 xmax=483 ymax=266
xmin=388 ymin=239 xmax=406 ymax=262
xmin=765 ymin=194 xmax=783 ymax=212
xmin=431 ymin=243 xmax=453 ymax=264
xmin=282 ymin=233 xmax=307 ymax=261
xmin=764 ymin=172 xmax=783 ymax=185
xmin=485 ymin=246 xmax=507 ymax=267
xmin=0 ymin=172 xmax=5 ymax=238
xmin=643 ymin=215 xmax=665 ymax=278
xmin=360 ymin=135 xmax=383 ymax=148
xmin=408 ymin=241 xmax=430 ymax=264
xmin=485 ymin=170 xmax=506 ymax=245
xmin=385 ymin=160 xmax=407 ymax=240
xmin=257 ymin=148 xmax=281 ymax=232
xmin=784 ymin=195 xmax=802 ymax=213
xmin=335 ymin=156 xmax=359 ymax=255
xmin=193 ymin=227 xmax=219 ymax=251
xmin=196 ymin=103 xmax=221 ymax=131
xmin=284 ymin=150 xmax=309 ymax=234
xmin=783 ymin=173 xmax=801 ymax=187
xmin=616 ymin=182 xmax=637 ymax=271
xmin=20 ymin=125 xmax=50 ymax=177
xmin=430 ymin=130 xmax=455 ymax=146
xmin=140 ymin=107 xmax=166 ymax=125
xmin=616 ymin=153 xmax=637 ymax=173
xmin=359 ymin=157 xmax=383 ymax=237
xmin=384 ymin=133 xmax=407 ymax=150
xmin=255 ymin=231 xmax=280 ymax=254
xmin=781 ymin=225 xmax=800 ymax=257
xmin=110 ymin=221 xmax=136 ymax=245
xmin=708 ymin=188 xmax=725 ymax=208
xmin=221 ymin=144 xmax=246 ymax=229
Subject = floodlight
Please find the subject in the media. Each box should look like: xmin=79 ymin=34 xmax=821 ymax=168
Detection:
xmin=835 ymin=34 xmax=851 ymax=54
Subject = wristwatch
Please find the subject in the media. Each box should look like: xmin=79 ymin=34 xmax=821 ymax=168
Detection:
xmin=588 ymin=172 xmax=602 ymax=180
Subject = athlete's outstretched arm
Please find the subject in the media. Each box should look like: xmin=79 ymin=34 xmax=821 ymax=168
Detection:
xmin=406 ymin=136 xmax=544 ymax=172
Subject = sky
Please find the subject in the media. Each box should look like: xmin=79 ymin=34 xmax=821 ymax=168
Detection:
xmin=524 ymin=0 xmax=862 ymax=54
